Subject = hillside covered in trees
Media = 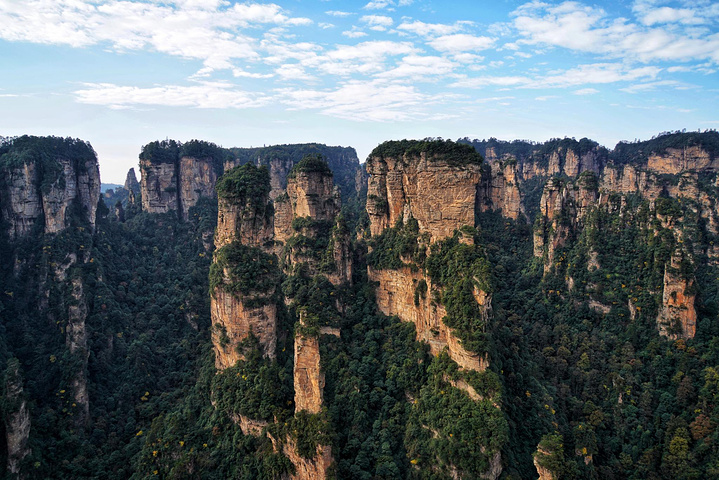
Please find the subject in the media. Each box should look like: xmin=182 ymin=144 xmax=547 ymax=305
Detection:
xmin=1 ymin=131 xmax=719 ymax=479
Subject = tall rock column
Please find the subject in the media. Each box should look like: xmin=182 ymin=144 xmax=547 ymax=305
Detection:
xmin=210 ymin=163 xmax=278 ymax=370
xmin=4 ymin=359 xmax=31 ymax=477
xmin=280 ymin=155 xmax=352 ymax=285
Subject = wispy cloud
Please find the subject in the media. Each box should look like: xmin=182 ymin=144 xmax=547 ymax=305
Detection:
xmin=74 ymin=81 xmax=271 ymax=109
xmin=511 ymin=1 xmax=719 ymax=63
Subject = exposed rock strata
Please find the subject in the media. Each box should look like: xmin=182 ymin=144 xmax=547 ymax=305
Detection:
xmin=657 ymin=251 xmax=697 ymax=340
xmin=368 ymin=267 xmax=488 ymax=372
xmin=1 ymin=146 xmax=100 ymax=240
xmin=366 ymin=152 xmax=482 ymax=242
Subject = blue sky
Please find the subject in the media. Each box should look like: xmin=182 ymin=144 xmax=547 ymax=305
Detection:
xmin=0 ymin=0 xmax=718 ymax=183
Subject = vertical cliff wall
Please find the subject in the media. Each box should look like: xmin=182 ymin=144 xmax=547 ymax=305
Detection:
xmin=366 ymin=144 xmax=483 ymax=242
xmin=210 ymin=164 xmax=278 ymax=370
xmin=4 ymin=359 xmax=31 ymax=477
xmin=0 ymin=136 xmax=100 ymax=240
xmin=279 ymin=155 xmax=352 ymax=285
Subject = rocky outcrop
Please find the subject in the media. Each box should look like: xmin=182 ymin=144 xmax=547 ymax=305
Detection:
xmin=477 ymin=151 xmax=523 ymax=220
xmin=140 ymin=154 xmax=219 ymax=219
xmin=287 ymin=169 xmax=338 ymax=222
xmin=140 ymin=158 xmax=179 ymax=215
xmin=280 ymin=158 xmax=352 ymax=285
xmin=179 ymin=157 xmax=218 ymax=219
xmin=124 ymin=167 xmax=140 ymax=195
xmin=368 ymin=267 xmax=488 ymax=372
xmin=533 ymin=174 xmax=599 ymax=269
xmin=294 ymin=327 xmax=324 ymax=414
xmin=366 ymin=150 xmax=482 ymax=242
xmin=657 ymin=251 xmax=697 ymax=340
xmin=279 ymin=437 xmax=333 ymax=480
xmin=215 ymin=195 xmax=274 ymax=250
xmin=211 ymin=164 xmax=278 ymax=370
xmin=4 ymin=359 xmax=31 ymax=477
xmin=0 ymin=137 xmax=101 ymax=240
xmin=65 ymin=277 xmax=90 ymax=425
xmin=2 ymin=161 xmax=42 ymax=239
xmin=211 ymin=292 xmax=277 ymax=369
xmin=534 ymin=447 xmax=556 ymax=480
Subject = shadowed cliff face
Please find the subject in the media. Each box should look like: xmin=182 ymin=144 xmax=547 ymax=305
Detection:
xmin=0 ymin=136 xmax=100 ymax=240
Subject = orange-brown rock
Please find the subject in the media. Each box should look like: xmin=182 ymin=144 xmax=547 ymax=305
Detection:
xmin=281 ymin=437 xmax=333 ymax=480
xmin=534 ymin=446 xmax=556 ymax=480
xmin=230 ymin=414 xmax=268 ymax=437
xmin=211 ymin=289 xmax=277 ymax=369
xmin=287 ymin=170 xmax=338 ymax=222
xmin=215 ymin=197 xmax=274 ymax=250
xmin=366 ymin=152 xmax=482 ymax=242
xmin=478 ymin=153 xmax=524 ymax=220
xmin=534 ymin=175 xmax=599 ymax=269
xmin=273 ymin=194 xmax=293 ymax=246
xmin=647 ymin=146 xmax=716 ymax=175
xmin=657 ymin=252 xmax=697 ymax=340
xmin=294 ymin=331 xmax=324 ymax=414
xmin=368 ymin=266 xmax=488 ymax=371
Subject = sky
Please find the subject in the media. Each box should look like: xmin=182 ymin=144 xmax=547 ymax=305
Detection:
xmin=0 ymin=0 xmax=718 ymax=183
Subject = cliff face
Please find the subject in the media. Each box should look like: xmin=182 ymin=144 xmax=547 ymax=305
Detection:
xmin=4 ymin=360 xmax=31 ymax=476
xmin=533 ymin=174 xmax=599 ymax=267
xmin=211 ymin=164 xmax=278 ymax=370
xmin=65 ymin=277 xmax=90 ymax=424
xmin=140 ymin=159 xmax=179 ymax=214
xmin=657 ymin=251 xmax=697 ymax=340
xmin=368 ymin=267 xmax=488 ymax=371
xmin=139 ymin=155 xmax=221 ymax=219
xmin=280 ymin=159 xmax=352 ymax=285
xmin=280 ymin=438 xmax=333 ymax=480
xmin=215 ymin=196 xmax=274 ymax=250
xmin=211 ymin=291 xmax=277 ymax=369
xmin=366 ymin=152 xmax=482 ymax=242
xmin=179 ymin=157 xmax=218 ymax=219
xmin=294 ymin=326 xmax=324 ymax=414
xmin=0 ymin=138 xmax=101 ymax=240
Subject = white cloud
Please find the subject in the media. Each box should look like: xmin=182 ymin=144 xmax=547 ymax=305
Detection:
xmin=277 ymin=79 xmax=438 ymax=122
xmin=361 ymin=15 xmax=394 ymax=27
xmin=325 ymin=10 xmax=354 ymax=17
xmin=396 ymin=20 xmax=464 ymax=37
xmin=375 ymin=55 xmax=457 ymax=79
xmin=573 ymin=88 xmax=599 ymax=95
xmin=275 ymin=64 xmax=316 ymax=82
xmin=428 ymin=34 xmax=495 ymax=52
xmin=511 ymin=1 xmax=719 ymax=63
xmin=450 ymin=63 xmax=660 ymax=89
xmin=74 ymin=81 xmax=271 ymax=109
xmin=363 ymin=0 xmax=413 ymax=10
xmin=451 ymin=76 xmax=530 ymax=88
xmin=360 ymin=15 xmax=394 ymax=31
xmin=342 ymin=30 xmax=369 ymax=38
xmin=0 ymin=0 xmax=312 ymax=74
xmin=619 ymin=79 xmax=683 ymax=93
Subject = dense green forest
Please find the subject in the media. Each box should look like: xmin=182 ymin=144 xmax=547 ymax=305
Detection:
xmin=2 ymin=132 xmax=719 ymax=479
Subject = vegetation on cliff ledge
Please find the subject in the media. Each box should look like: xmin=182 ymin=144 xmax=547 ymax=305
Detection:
xmin=370 ymin=138 xmax=483 ymax=166
xmin=215 ymin=163 xmax=271 ymax=205
xmin=287 ymin=153 xmax=333 ymax=178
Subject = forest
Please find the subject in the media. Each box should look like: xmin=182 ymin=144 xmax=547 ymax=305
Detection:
xmin=0 ymin=132 xmax=718 ymax=479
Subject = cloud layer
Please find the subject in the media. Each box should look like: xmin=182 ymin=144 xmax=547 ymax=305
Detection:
xmin=0 ymin=0 xmax=716 ymax=121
